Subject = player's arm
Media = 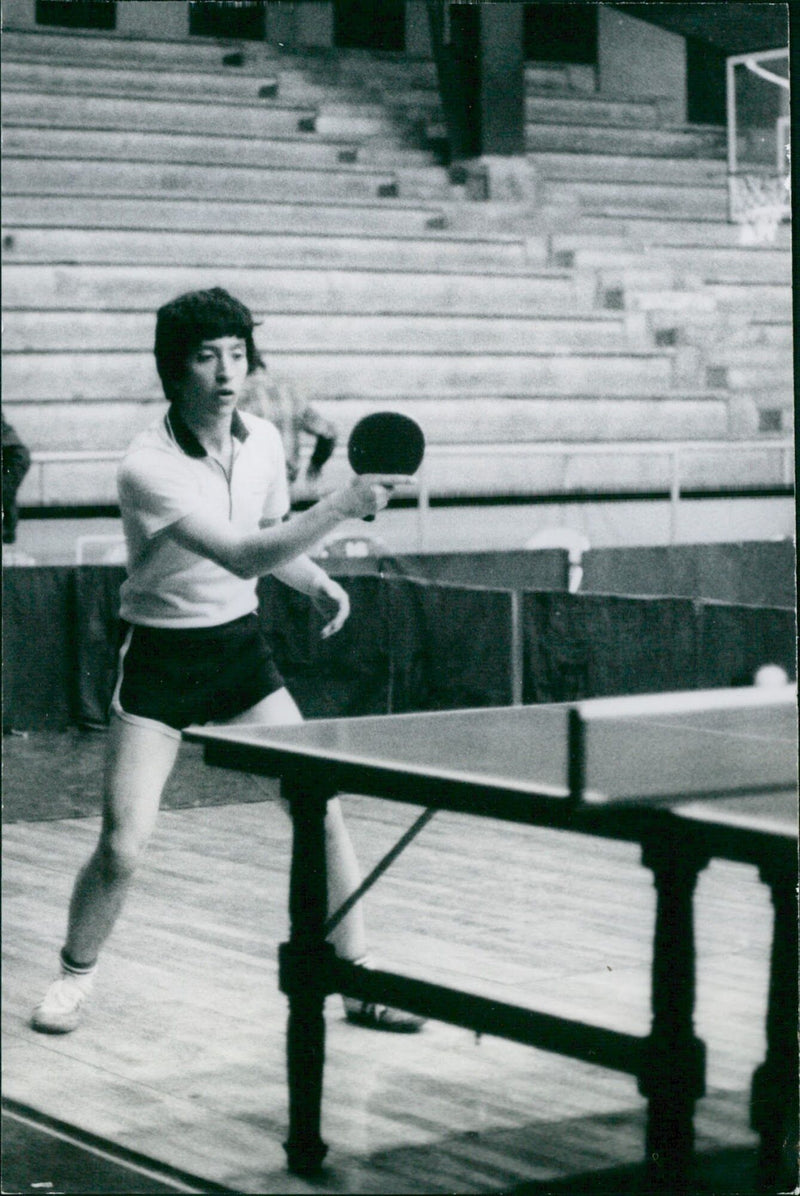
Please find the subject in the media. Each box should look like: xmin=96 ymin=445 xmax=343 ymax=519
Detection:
xmin=271 ymin=552 xmax=351 ymax=639
xmin=165 ymin=475 xmax=404 ymax=580
xmin=300 ymin=404 xmax=337 ymax=479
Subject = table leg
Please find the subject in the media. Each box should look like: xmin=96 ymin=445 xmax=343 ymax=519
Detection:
xmin=639 ymin=831 xmax=708 ymax=1191
xmin=278 ymin=776 xmax=337 ymax=1175
xmin=750 ymin=860 xmax=798 ymax=1193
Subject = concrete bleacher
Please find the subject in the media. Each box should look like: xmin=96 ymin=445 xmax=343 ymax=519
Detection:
xmin=1 ymin=26 xmax=793 ymax=511
xmin=1 ymin=194 xmax=450 ymax=237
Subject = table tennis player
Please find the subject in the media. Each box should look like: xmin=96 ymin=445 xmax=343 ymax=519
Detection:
xmin=31 ymin=287 xmax=424 ymax=1036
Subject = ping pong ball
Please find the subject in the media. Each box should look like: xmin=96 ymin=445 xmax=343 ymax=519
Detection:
xmin=754 ymin=664 xmax=789 ymax=688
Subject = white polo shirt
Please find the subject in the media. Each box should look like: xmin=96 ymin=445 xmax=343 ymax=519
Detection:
xmin=118 ymin=408 xmax=290 ymax=627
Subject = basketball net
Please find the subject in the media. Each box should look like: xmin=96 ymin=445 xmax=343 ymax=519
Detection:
xmin=727 ymin=49 xmax=791 ymax=245
xmin=730 ymin=173 xmax=790 ymax=245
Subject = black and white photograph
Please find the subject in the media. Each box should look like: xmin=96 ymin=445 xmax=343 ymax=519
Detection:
xmin=1 ymin=1 xmax=796 ymax=1193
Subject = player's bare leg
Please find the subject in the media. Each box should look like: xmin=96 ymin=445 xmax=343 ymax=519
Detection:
xmin=224 ymin=688 xmax=424 ymax=1031
xmin=32 ymin=714 xmax=181 ymax=1032
xmin=67 ymin=714 xmax=181 ymax=962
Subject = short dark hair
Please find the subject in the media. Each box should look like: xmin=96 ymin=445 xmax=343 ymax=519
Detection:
xmin=154 ymin=287 xmax=260 ymax=403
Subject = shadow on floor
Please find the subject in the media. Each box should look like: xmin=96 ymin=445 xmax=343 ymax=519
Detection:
xmin=503 ymin=1146 xmax=762 ymax=1194
xmin=2 ymin=1103 xmax=235 ymax=1195
xmin=2 ymin=730 xmax=278 ymax=823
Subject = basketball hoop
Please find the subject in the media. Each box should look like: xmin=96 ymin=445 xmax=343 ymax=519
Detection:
xmin=726 ymin=46 xmax=790 ymax=243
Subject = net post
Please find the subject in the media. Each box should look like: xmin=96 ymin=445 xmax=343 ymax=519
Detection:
xmin=669 ymin=448 xmax=680 ymax=544
xmin=568 ymin=706 xmax=585 ymax=803
xmin=416 ymin=460 xmax=429 ymax=551
xmin=510 ymin=589 xmax=524 ymax=707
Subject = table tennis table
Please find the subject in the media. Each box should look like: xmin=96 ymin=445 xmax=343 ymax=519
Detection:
xmin=186 ymin=685 xmax=798 ymax=1190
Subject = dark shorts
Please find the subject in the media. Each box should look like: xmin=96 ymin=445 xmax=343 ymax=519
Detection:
xmin=113 ymin=613 xmax=285 ymax=736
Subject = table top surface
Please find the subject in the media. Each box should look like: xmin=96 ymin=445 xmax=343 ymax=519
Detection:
xmin=188 ymin=686 xmax=798 ymax=835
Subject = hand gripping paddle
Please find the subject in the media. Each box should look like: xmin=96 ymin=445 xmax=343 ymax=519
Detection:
xmin=347 ymin=412 xmax=425 ymax=521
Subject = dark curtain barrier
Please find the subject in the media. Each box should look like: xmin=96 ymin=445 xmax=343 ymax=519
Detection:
xmin=582 ymin=541 xmax=796 ymax=607
xmin=308 ymin=549 xmax=568 ymax=590
xmin=696 ymin=602 xmax=797 ymax=689
xmin=258 ymin=575 xmax=514 ymax=716
xmin=387 ymin=550 xmax=568 ymax=592
xmin=384 ymin=577 xmax=514 ymax=712
xmin=3 ymin=567 xmax=76 ymax=730
xmin=321 ymin=543 xmax=795 ymax=605
xmin=693 ymin=542 xmax=796 ymax=608
xmin=522 ymin=593 xmax=700 ymax=703
xmin=2 ymin=567 xmax=796 ymax=731
xmin=73 ymin=565 xmax=126 ymax=728
xmin=258 ymin=574 xmax=391 ymax=718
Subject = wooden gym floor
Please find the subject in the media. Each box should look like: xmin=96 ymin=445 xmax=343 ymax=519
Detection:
xmin=2 ymin=732 xmax=777 ymax=1193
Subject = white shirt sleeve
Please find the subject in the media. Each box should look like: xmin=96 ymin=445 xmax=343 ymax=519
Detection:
xmin=118 ymin=447 xmax=205 ymax=540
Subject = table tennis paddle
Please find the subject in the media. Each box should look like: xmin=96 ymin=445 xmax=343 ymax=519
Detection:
xmin=347 ymin=412 xmax=425 ymax=521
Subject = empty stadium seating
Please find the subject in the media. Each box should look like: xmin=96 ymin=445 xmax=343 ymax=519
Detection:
xmin=1 ymin=25 xmax=792 ymax=510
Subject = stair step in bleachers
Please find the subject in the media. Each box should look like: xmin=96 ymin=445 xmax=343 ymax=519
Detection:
xmin=2 ymin=30 xmax=440 ymax=90
xmin=701 ymin=281 xmax=793 ymax=318
xmin=2 ymin=89 xmax=317 ymax=137
xmin=705 ymin=344 xmax=793 ymax=368
xmin=8 ymin=401 xmax=164 ymax=454
xmin=525 ymin=92 xmax=661 ymax=127
xmin=595 ymin=266 xmax=688 ymax=293
xmin=2 ymin=60 xmax=283 ymax=104
xmin=646 ymin=310 xmax=793 ymax=350
xmin=708 ymin=362 xmax=794 ymax=393
xmin=3 ymin=157 xmax=404 ymax=203
xmin=1 ymin=227 xmax=534 ymax=273
xmin=607 ymin=280 xmax=791 ymax=330
xmin=551 ymin=178 xmax=728 ymax=218
xmin=1 ymin=28 xmax=279 ymax=68
xmin=525 ymin=62 xmax=597 ymax=92
xmin=2 ymin=264 xmax=581 ymax=315
xmin=526 ymin=124 xmax=726 ymax=158
xmin=4 ymin=348 xmax=677 ymax=403
xmin=747 ymin=320 xmax=793 ymax=346
xmin=272 ymin=48 xmax=439 ymax=88
xmin=387 ymin=164 xmax=455 ymax=200
xmin=4 ymin=88 xmax=436 ymax=165
xmin=3 ymin=311 xmax=635 ymax=354
xmin=1 ymin=195 xmax=449 ymax=237
xmin=312 ymin=394 xmax=732 ymax=443
xmin=727 ymin=399 xmax=794 ymax=438
xmin=551 ymin=217 xmax=792 ymax=250
xmin=2 ymin=125 xmax=361 ymax=170
xmin=531 ymin=151 xmax=726 ymax=184
xmin=336 ymin=143 xmax=440 ymax=168
xmin=621 ymin=288 xmax=719 ymax=316
xmin=265 ymin=72 xmax=439 ymax=111
xmin=722 ymin=319 xmax=792 ymax=349
xmin=413 ymin=447 xmax=780 ymax=499
xmin=564 ymin=246 xmax=791 ymax=285
xmin=312 ymin=104 xmax=423 ymax=139
xmin=3 ymin=121 xmax=442 ymax=172
xmin=6 ymin=393 xmax=732 ymax=459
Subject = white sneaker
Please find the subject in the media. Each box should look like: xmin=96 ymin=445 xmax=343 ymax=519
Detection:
xmin=31 ymin=968 xmax=95 ymax=1034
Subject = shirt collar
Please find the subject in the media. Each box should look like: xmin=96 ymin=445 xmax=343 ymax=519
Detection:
xmin=166 ymin=407 xmax=249 ymax=458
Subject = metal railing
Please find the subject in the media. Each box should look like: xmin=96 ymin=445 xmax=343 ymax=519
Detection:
xmin=27 ymin=438 xmax=794 ymax=550
xmin=414 ymin=438 xmax=794 ymax=545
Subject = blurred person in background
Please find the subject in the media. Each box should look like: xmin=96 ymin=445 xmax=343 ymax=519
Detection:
xmin=238 ymin=355 xmax=337 ymax=493
xmin=2 ymin=415 xmax=31 ymax=546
